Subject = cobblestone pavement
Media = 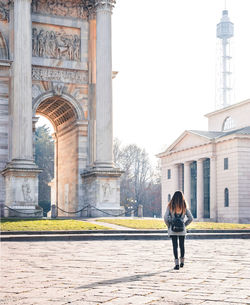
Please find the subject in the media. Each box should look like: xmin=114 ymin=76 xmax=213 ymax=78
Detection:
xmin=1 ymin=239 xmax=250 ymax=305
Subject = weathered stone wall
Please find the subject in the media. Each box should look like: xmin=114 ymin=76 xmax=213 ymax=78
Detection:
xmin=0 ymin=63 xmax=9 ymax=206
xmin=56 ymin=123 xmax=88 ymax=215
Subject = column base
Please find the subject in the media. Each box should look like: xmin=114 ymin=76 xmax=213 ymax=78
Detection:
xmin=81 ymin=167 xmax=124 ymax=217
xmin=1 ymin=162 xmax=43 ymax=218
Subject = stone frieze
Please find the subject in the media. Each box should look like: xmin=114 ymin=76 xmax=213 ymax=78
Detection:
xmin=32 ymin=25 xmax=81 ymax=62
xmin=32 ymin=67 xmax=88 ymax=84
xmin=32 ymin=0 xmax=95 ymax=19
xmin=0 ymin=0 xmax=9 ymax=22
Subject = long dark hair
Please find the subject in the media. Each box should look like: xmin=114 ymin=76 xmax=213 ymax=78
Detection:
xmin=168 ymin=191 xmax=187 ymax=215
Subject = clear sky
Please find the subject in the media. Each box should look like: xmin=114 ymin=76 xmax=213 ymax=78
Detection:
xmin=38 ymin=0 xmax=250 ymax=165
xmin=112 ymin=0 xmax=250 ymax=163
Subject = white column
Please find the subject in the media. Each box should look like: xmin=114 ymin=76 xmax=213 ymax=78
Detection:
xmin=197 ymin=159 xmax=204 ymax=220
xmin=184 ymin=161 xmax=191 ymax=205
xmin=95 ymin=0 xmax=115 ymax=168
xmin=11 ymin=0 xmax=34 ymax=165
xmin=172 ymin=164 xmax=179 ymax=191
xmin=210 ymin=156 xmax=217 ymax=220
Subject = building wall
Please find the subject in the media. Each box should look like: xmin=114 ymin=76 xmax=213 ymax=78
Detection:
xmin=237 ymin=138 xmax=250 ymax=223
xmin=0 ymin=64 xmax=9 ymax=206
xmin=207 ymin=100 xmax=250 ymax=131
xmin=215 ymin=139 xmax=239 ymax=222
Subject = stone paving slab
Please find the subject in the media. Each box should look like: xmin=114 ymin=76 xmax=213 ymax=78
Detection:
xmin=1 ymin=239 xmax=250 ymax=305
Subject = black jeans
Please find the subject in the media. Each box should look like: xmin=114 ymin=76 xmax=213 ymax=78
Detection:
xmin=171 ymin=235 xmax=185 ymax=259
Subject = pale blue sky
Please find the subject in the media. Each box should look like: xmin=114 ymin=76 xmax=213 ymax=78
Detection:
xmin=38 ymin=0 xmax=250 ymax=164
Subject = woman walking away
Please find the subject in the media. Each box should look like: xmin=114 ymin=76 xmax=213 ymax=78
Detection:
xmin=164 ymin=191 xmax=193 ymax=270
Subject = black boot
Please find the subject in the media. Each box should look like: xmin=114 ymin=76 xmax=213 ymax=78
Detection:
xmin=174 ymin=259 xmax=179 ymax=270
xmin=180 ymin=257 xmax=184 ymax=268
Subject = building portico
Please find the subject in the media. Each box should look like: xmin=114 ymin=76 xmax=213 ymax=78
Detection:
xmin=158 ymin=99 xmax=250 ymax=224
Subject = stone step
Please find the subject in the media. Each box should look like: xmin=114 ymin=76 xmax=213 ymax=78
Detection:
xmin=1 ymin=232 xmax=250 ymax=242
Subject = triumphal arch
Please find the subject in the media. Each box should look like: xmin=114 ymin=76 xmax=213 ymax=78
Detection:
xmin=0 ymin=0 xmax=123 ymax=217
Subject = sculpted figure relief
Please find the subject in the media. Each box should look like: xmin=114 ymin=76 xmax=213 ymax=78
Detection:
xmin=32 ymin=27 xmax=81 ymax=61
xmin=22 ymin=179 xmax=33 ymax=203
xmin=0 ymin=0 xmax=9 ymax=21
xmin=31 ymin=0 xmax=95 ymax=19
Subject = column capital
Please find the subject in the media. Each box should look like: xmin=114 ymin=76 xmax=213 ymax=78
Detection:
xmin=95 ymin=0 xmax=116 ymax=13
xmin=197 ymin=158 xmax=207 ymax=164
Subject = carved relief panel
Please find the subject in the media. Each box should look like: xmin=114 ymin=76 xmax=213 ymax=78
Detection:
xmin=32 ymin=23 xmax=81 ymax=61
xmin=0 ymin=0 xmax=9 ymax=22
xmin=31 ymin=0 xmax=92 ymax=19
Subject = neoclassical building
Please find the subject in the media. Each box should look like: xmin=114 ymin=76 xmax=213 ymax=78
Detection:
xmin=0 ymin=0 xmax=123 ymax=217
xmin=158 ymin=99 xmax=250 ymax=223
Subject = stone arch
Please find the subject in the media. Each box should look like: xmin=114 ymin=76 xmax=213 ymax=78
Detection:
xmin=32 ymin=91 xmax=88 ymax=215
xmin=0 ymin=32 xmax=8 ymax=59
xmin=33 ymin=91 xmax=85 ymax=129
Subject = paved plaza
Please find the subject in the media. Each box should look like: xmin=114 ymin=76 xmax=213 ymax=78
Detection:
xmin=1 ymin=239 xmax=250 ymax=305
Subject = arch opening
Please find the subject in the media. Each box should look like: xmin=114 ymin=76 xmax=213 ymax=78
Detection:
xmin=34 ymin=95 xmax=86 ymax=216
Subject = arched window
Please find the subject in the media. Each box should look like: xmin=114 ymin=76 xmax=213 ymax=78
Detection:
xmin=168 ymin=194 xmax=171 ymax=202
xmin=224 ymin=188 xmax=229 ymax=207
xmin=222 ymin=117 xmax=235 ymax=131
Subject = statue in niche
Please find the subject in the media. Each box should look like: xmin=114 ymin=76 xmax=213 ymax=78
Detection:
xmin=102 ymin=182 xmax=112 ymax=202
xmin=32 ymin=27 xmax=80 ymax=61
xmin=22 ymin=179 xmax=33 ymax=203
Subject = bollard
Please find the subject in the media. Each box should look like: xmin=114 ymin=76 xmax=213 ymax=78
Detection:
xmin=51 ymin=204 xmax=57 ymax=219
xmin=3 ymin=207 xmax=9 ymax=218
xmin=138 ymin=204 xmax=143 ymax=217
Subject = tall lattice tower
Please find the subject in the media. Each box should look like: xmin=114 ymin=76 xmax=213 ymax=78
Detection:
xmin=216 ymin=9 xmax=234 ymax=109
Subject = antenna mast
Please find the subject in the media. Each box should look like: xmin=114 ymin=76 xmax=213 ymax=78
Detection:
xmin=216 ymin=9 xmax=234 ymax=108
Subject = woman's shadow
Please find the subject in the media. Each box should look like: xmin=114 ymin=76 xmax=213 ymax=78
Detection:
xmin=75 ymin=268 xmax=174 ymax=290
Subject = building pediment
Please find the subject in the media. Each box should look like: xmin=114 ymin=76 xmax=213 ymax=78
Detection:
xmin=158 ymin=131 xmax=212 ymax=157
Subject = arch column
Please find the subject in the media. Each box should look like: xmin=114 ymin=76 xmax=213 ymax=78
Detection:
xmin=197 ymin=159 xmax=204 ymax=220
xmin=1 ymin=0 xmax=42 ymax=216
xmin=184 ymin=161 xmax=191 ymax=205
xmin=94 ymin=0 xmax=115 ymax=168
xmin=81 ymin=0 xmax=123 ymax=217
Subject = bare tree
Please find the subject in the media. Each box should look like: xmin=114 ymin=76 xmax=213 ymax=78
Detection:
xmin=114 ymin=139 xmax=161 ymax=217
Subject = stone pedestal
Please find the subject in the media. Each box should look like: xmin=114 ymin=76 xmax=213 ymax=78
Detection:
xmin=2 ymin=167 xmax=43 ymax=217
xmin=81 ymin=168 xmax=123 ymax=217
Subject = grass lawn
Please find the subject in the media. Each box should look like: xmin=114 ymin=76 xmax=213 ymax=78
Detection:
xmin=0 ymin=219 xmax=110 ymax=232
xmin=96 ymin=218 xmax=250 ymax=230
